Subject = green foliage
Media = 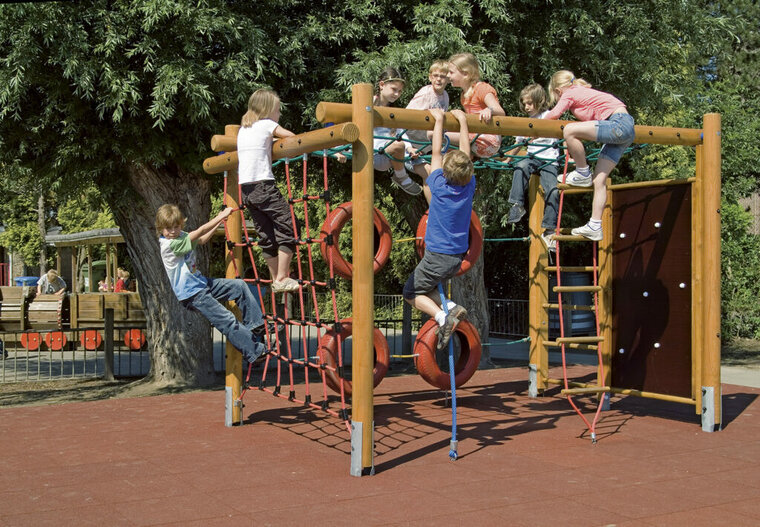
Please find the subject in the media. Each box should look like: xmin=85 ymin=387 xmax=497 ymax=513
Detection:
xmin=57 ymin=186 xmax=116 ymax=233
xmin=720 ymin=201 xmax=760 ymax=340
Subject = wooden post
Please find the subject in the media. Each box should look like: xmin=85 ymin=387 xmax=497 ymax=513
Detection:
xmin=599 ymin=182 xmax=613 ymax=390
xmin=527 ymin=174 xmax=548 ymax=396
xmin=692 ymin=145 xmax=704 ymax=413
xmin=104 ymin=307 xmax=114 ymax=381
xmin=105 ymin=244 xmax=112 ymax=291
xmin=350 ymin=83 xmax=375 ymax=477
xmin=87 ymin=246 xmax=94 ymax=292
xmin=700 ymin=113 xmax=721 ymax=432
xmin=223 ymin=124 xmax=244 ymax=427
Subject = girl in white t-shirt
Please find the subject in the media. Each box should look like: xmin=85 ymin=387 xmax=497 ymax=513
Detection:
xmin=238 ymin=89 xmax=301 ymax=293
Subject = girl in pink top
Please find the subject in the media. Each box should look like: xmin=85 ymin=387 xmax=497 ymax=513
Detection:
xmin=546 ymin=70 xmax=635 ymax=241
xmin=446 ymin=53 xmax=505 ymax=158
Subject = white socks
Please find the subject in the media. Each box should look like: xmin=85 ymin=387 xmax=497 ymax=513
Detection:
xmin=394 ymin=169 xmax=413 ymax=185
xmin=435 ymin=301 xmax=458 ymax=326
xmin=587 ymin=218 xmax=602 ymax=230
xmin=576 ymin=166 xmax=592 ymax=176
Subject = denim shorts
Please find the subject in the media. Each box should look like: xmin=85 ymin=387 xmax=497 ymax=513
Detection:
xmin=374 ymin=153 xmax=393 ymax=172
xmin=596 ymin=113 xmax=635 ymax=164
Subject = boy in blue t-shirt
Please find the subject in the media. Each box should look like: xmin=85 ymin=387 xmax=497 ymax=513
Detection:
xmin=156 ymin=204 xmax=267 ymax=364
xmin=402 ymin=108 xmax=475 ymax=350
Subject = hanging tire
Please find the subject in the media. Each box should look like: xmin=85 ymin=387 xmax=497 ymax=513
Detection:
xmin=415 ymin=210 xmax=483 ymax=276
xmin=317 ymin=318 xmax=390 ymax=396
xmin=319 ymin=202 xmax=393 ymax=279
xmin=414 ymin=318 xmax=481 ymax=390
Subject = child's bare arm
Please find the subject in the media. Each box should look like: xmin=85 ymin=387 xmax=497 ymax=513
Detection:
xmin=450 ymin=109 xmax=471 ymax=158
xmin=274 ymin=125 xmax=295 ymax=138
xmin=429 ymin=108 xmax=445 ymax=171
xmin=189 ymin=207 xmax=234 ymax=245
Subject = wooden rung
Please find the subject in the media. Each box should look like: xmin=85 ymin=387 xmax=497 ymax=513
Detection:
xmin=561 ymin=386 xmax=611 ymax=395
xmin=557 ymin=185 xmax=593 ymax=194
xmin=542 ymin=303 xmax=596 ymax=311
xmin=545 ymin=266 xmax=597 ymax=272
xmin=553 ymin=285 xmax=603 ymax=293
xmin=555 ymin=336 xmax=604 ymax=344
xmin=544 ymin=341 xmax=598 ymax=350
xmin=553 ymin=234 xmax=598 ymax=242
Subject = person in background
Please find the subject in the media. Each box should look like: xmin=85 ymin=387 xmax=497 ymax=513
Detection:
xmin=37 ymin=269 xmax=66 ymax=296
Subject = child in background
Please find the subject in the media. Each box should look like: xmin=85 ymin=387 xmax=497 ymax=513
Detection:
xmin=446 ymin=52 xmax=505 ymax=158
xmin=373 ymin=67 xmax=422 ymax=195
xmin=403 ymin=60 xmax=450 ymax=202
xmin=238 ymin=88 xmax=302 ymax=293
xmin=156 ymin=204 xmax=267 ymax=365
xmin=544 ymin=70 xmax=635 ymax=241
xmin=505 ymin=84 xmax=561 ymax=251
xmin=403 ymin=108 xmax=475 ymax=350
xmin=37 ymin=269 xmax=66 ymax=296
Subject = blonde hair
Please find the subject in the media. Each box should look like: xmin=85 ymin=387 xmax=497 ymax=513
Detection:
xmin=442 ymin=150 xmax=474 ymax=185
xmin=429 ymin=60 xmax=449 ymax=74
xmin=241 ymin=89 xmax=280 ymax=128
xmin=46 ymin=269 xmax=59 ymax=282
xmin=448 ymin=53 xmax=481 ymax=82
xmin=548 ymin=70 xmax=591 ymax=105
xmin=155 ymin=204 xmax=186 ymax=236
xmin=518 ymin=84 xmax=549 ymax=114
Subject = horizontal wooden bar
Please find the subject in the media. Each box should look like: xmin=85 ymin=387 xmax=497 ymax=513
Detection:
xmin=546 ymin=379 xmax=697 ymax=405
xmin=542 ymin=303 xmax=596 ymax=311
xmin=561 ymin=386 xmax=610 ymax=395
xmin=315 ymin=102 xmax=704 ymax=145
xmin=203 ymin=123 xmax=360 ymax=174
xmin=608 ymin=177 xmax=696 ymax=190
xmin=557 ymin=185 xmax=594 ymax=193
xmin=545 ymin=266 xmax=597 ymax=272
xmin=555 ymin=336 xmax=604 ymax=344
xmin=544 ymin=342 xmax=599 ymax=350
xmin=553 ymin=285 xmax=603 ymax=293
xmin=553 ymin=234 xmax=596 ymax=242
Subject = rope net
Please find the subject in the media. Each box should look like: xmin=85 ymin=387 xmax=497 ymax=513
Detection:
xmin=222 ymin=151 xmax=351 ymax=432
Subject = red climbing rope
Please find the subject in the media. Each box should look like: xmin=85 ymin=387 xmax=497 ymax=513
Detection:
xmin=555 ymin=156 xmax=607 ymax=441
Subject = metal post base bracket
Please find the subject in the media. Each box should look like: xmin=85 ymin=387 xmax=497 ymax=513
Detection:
xmin=701 ymin=386 xmax=722 ymax=432
xmin=528 ymin=364 xmax=538 ymax=398
xmin=350 ymin=421 xmax=375 ymax=477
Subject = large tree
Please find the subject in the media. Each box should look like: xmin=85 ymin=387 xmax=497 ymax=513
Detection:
xmin=0 ymin=0 xmax=733 ymax=386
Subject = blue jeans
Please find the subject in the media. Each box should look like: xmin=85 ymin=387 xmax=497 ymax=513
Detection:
xmin=596 ymin=113 xmax=635 ymax=164
xmin=508 ymin=158 xmax=559 ymax=230
xmin=184 ymin=278 xmax=265 ymax=363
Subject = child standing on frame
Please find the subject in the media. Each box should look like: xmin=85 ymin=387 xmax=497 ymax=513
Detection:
xmin=403 ymin=108 xmax=474 ymax=350
xmin=156 ymin=204 xmax=267 ymax=365
xmin=544 ymin=70 xmax=635 ymax=241
xmin=446 ymin=52 xmax=505 ymax=158
xmin=237 ymin=88 xmax=302 ymax=293
xmin=506 ymin=84 xmax=561 ymax=251
xmin=403 ymin=60 xmax=450 ymax=202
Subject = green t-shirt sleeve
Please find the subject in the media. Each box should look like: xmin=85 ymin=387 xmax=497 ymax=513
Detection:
xmin=168 ymin=233 xmax=196 ymax=257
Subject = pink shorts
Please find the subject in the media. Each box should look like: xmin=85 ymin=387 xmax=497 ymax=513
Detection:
xmin=469 ymin=133 xmax=501 ymax=158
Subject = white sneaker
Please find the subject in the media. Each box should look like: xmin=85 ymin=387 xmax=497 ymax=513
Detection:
xmin=272 ymin=277 xmax=301 ymax=293
xmin=540 ymin=232 xmax=556 ymax=252
xmin=558 ymin=169 xmax=592 ymax=187
xmin=391 ymin=173 xmax=422 ymax=195
xmin=571 ymin=223 xmax=603 ymax=241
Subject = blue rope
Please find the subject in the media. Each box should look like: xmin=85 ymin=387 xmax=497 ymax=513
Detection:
xmin=437 ymin=283 xmax=458 ymax=460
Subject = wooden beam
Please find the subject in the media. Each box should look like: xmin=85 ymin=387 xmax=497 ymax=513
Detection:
xmin=203 ymin=122 xmax=360 ymax=174
xmin=315 ymin=102 xmax=704 ymax=146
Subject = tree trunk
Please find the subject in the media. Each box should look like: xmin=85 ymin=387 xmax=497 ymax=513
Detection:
xmin=452 ymin=251 xmax=491 ymax=366
xmin=107 ymin=162 xmax=216 ymax=387
xmin=38 ymin=192 xmax=46 ymax=274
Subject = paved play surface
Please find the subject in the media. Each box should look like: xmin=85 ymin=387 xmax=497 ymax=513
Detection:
xmin=1 ymin=365 xmax=759 ymax=526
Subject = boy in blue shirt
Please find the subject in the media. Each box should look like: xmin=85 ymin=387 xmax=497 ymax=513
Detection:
xmin=156 ymin=204 xmax=267 ymax=364
xmin=403 ymin=108 xmax=475 ymax=349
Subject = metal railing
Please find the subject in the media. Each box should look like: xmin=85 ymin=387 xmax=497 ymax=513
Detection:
xmin=3 ymin=296 xmax=529 ymax=382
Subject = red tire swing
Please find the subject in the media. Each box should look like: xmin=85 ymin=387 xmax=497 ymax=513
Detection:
xmin=415 ymin=210 xmax=484 ymax=275
xmin=413 ymin=209 xmax=483 ymax=389
xmin=316 ymin=319 xmax=390 ymax=397
xmin=319 ymin=202 xmax=392 ymax=279
xmin=414 ymin=318 xmax=482 ymax=390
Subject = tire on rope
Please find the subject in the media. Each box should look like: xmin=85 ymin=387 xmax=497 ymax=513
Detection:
xmin=317 ymin=318 xmax=390 ymax=397
xmin=415 ymin=210 xmax=483 ymax=276
xmin=413 ymin=318 xmax=481 ymax=390
xmin=319 ymin=202 xmax=392 ymax=279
